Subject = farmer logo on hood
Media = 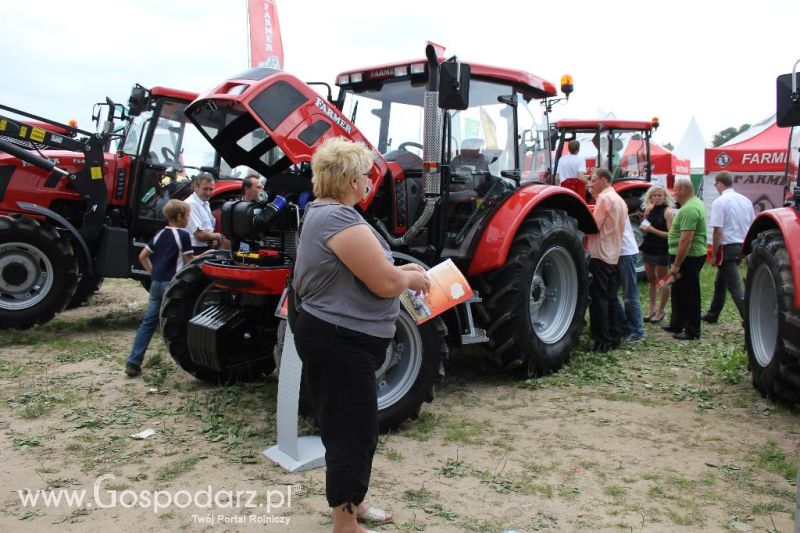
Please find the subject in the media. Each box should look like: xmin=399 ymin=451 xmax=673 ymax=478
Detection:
xmin=715 ymin=152 xmax=732 ymax=168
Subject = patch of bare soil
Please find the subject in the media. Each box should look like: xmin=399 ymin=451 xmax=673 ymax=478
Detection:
xmin=0 ymin=279 xmax=797 ymax=532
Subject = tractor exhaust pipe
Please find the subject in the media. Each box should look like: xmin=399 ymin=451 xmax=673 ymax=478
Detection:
xmin=376 ymin=44 xmax=442 ymax=246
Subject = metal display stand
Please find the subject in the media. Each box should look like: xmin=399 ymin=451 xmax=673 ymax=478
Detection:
xmin=262 ymin=326 xmax=326 ymax=472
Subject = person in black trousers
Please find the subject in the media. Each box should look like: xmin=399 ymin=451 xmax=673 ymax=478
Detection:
xmin=663 ymin=179 xmax=707 ymax=340
xmin=702 ymin=171 xmax=755 ymax=323
xmin=292 ymin=137 xmax=430 ymax=533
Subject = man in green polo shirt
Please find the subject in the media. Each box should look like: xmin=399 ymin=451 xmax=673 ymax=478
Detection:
xmin=663 ymin=178 xmax=707 ymax=340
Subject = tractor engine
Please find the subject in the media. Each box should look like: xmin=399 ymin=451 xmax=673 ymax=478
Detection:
xmin=219 ymin=195 xmax=299 ymax=266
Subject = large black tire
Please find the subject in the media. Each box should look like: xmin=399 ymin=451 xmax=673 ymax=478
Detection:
xmin=744 ymin=229 xmax=800 ymax=404
xmin=377 ymin=311 xmax=447 ymax=432
xmin=0 ymin=215 xmax=79 ymax=329
xmin=478 ymin=209 xmax=589 ymax=374
xmin=66 ymin=273 xmax=103 ymax=309
xmin=273 ymin=311 xmax=447 ymax=432
xmin=619 ymin=188 xmax=647 ymax=280
xmin=160 ymin=251 xmax=277 ymax=383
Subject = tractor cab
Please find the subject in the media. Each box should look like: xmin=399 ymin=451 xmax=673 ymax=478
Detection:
xmin=117 ymin=84 xmax=243 ymax=256
xmin=119 ymin=85 xmax=237 ymax=240
xmin=552 ymin=119 xmax=658 ymax=199
xmin=333 ymin=55 xmax=572 ymax=258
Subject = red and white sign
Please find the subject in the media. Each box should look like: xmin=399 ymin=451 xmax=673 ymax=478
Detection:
xmin=703 ymin=117 xmax=791 ymax=223
xmin=705 ymin=118 xmax=790 ymax=173
xmin=247 ymin=0 xmax=284 ymax=70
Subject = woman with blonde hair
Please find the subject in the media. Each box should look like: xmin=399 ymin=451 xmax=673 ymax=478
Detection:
xmin=638 ymin=184 xmax=675 ymax=322
xmin=292 ymin=136 xmax=430 ymax=533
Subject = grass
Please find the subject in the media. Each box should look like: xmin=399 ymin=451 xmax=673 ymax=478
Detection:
xmin=752 ymin=441 xmax=798 ymax=481
xmin=155 ymin=456 xmax=203 ymax=482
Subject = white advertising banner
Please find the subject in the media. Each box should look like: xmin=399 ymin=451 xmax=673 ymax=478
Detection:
xmin=702 ymin=171 xmax=788 ymax=241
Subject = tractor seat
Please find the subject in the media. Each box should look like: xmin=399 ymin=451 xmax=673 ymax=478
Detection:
xmin=450 ymin=147 xmax=490 ymax=193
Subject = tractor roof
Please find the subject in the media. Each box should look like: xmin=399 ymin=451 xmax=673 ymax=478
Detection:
xmin=336 ymin=57 xmax=557 ymax=100
xmin=554 ymin=119 xmax=655 ymax=132
xmin=150 ymin=86 xmax=199 ymax=102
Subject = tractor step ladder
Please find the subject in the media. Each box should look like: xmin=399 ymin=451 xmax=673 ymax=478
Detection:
xmin=461 ymin=292 xmax=489 ymax=344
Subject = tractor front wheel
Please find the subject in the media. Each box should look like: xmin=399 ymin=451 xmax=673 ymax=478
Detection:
xmin=0 ymin=215 xmax=78 ymax=329
xmin=67 ymin=273 xmax=103 ymax=309
xmin=481 ymin=209 xmax=589 ymax=374
xmin=745 ymin=229 xmax=800 ymax=404
xmin=160 ymin=252 xmax=277 ymax=383
xmin=377 ymin=311 xmax=447 ymax=431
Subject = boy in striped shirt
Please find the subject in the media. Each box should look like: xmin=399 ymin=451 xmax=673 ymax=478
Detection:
xmin=125 ymin=200 xmax=193 ymax=377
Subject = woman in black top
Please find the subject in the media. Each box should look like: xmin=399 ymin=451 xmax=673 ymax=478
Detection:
xmin=639 ymin=184 xmax=675 ymax=322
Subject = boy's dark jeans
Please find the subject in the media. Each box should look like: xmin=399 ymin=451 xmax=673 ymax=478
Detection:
xmin=127 ymin=280 xmax=170 ymax=366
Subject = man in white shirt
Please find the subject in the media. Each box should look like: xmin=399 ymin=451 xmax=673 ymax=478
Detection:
xmin=555 ymin=140 xmax=586 ymax=186
xmin=703 ymin=171 xmax=755 ymax=323
xmin=185 ymin=173 xmax=222 ymax=254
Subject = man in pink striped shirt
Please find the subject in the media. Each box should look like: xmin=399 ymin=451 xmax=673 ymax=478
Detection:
xmin=587 ymin=167 xmax=628 ymax=351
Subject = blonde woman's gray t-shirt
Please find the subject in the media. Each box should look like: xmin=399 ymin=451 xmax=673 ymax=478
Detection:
xmin=293 ymin=202 xmax=399 ymax=338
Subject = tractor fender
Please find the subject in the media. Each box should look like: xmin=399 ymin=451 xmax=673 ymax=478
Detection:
xmin=468 ymin=184 xmax=597 ymax=276
xmin=743 ymin=207 xmax=800 ymax=310
xmin=16 ymin=201 xmax=93 ymax=276
xmin=613 ymin=180 xmax=651 ymax=196
xmin=212 ymin=180 xmax=243 ymax=198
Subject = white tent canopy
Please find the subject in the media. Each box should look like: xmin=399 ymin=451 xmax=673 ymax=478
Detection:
xmin=674 ymin=115 xmax=708 ymax=171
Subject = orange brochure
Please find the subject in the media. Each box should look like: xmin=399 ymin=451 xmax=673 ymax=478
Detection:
xmin=400 ymin=259 xmax=474 ymax=324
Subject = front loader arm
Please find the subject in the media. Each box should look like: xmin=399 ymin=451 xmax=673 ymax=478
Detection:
xmin=0 ymin=104 xmax=109 ymax=240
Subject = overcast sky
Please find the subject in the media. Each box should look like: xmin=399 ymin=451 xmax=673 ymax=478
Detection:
xmin=2 ymin=0 xmax=798 ymax=149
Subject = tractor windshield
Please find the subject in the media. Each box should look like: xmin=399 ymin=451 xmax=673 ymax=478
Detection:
xmin=338 ymin=78 xmax=549 ymax=182
xmin=558 ymin=128 xmax=650 ymax=181
xmin=121 ymin=99 xmax=217 ymax=179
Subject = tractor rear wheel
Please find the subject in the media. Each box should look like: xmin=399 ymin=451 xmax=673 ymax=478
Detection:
xmin=744 ymin=230 xmax=800 ymax=404
xmin=160 ymin=251 xmax=277 ymax=383
xmin=0 ymin=215 xmax=78 ymax=329
xmin=481 ymin=209 xmax=589 ymax=374
xmin=619 ymin=188 xmax=647 ymax=280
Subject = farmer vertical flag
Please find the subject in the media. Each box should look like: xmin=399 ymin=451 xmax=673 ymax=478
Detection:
xmin=247 ymin=0 xmax=284 ymax=69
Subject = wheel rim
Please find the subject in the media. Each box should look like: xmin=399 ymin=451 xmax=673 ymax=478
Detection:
xmin=528 ymin=246 xmax=578 ymax=343
xmin=750 ymin=264 xmax=778 ymax=367
xmin=377 ymin=312 xmax=422 ymax=410
xmin=0 ymin=242 xmax=55 ymax=311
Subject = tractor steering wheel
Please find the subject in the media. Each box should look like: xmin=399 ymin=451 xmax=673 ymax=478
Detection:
xmin=161 ymin=147 xmax=179 ymax=166
xmin=398 ymin=141 xmax=424 ymax=152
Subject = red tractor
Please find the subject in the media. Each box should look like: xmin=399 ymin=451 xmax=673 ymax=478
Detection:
xmin=551 ymin=119 xmax=661 ymax=275
xmin=742 ymin=64 xmax=800 ymax=403
xmin=0 ymin=85 xmax=244 ymax=329
xmin=162 ymin=45 xmax=598 ymax=430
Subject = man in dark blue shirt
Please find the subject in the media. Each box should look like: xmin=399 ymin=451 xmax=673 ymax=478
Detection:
xmin=125 ymin=200 xmax=193 ymax=377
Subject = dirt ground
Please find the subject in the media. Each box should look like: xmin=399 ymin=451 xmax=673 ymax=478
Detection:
xmin=0 ymin=278 xmax=798 ymax=532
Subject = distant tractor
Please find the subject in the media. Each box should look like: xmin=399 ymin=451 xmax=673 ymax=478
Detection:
xmin=742 ymin=64 xmax=800 ymax=403
xmin=161 ymin=45 xmax=599 ymax=430
xmin=0 ymin=85 xmax=245 ymax=329
xmin=552 ymin=118 xmax=660 ymax=275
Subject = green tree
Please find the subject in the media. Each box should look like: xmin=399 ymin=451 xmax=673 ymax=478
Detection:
xmin=712 ymin=123 xmax=751 ymax=147
xmin=663 ymin=142 xmax=674 ymax=151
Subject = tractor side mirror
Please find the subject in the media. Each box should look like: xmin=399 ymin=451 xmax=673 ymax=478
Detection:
xmin=128 ymin=84 xmax=150 ymax=117
xmin=550 ymin=127 xmax=559 ymax=151
xmin=439 ymin=60 xmax=470 ymax=110
xmin=777 ymin=72 xmax=800 ymax=127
